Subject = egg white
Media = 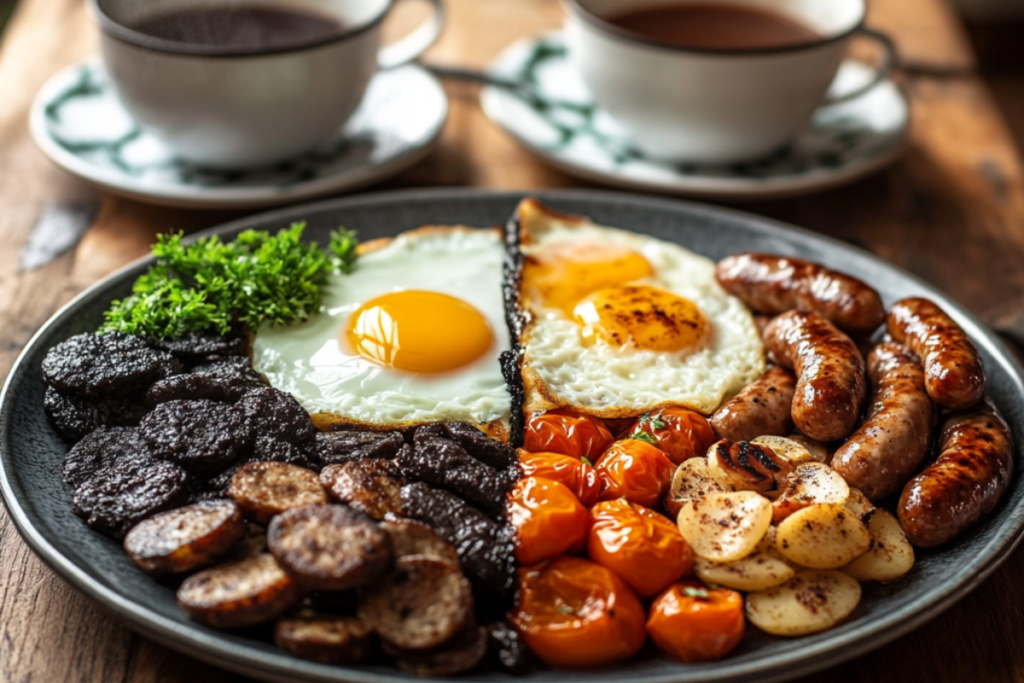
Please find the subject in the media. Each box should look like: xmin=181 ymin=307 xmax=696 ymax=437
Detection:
xmin=251 ymin=228 xmax=511 ymax=429
xmin=518 ymin=201 xmax=765 ymax=416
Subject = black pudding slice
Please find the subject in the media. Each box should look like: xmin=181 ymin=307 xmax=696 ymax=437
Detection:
xmin=140 ymin=399 xmax=250 ymax=475
xmin=72 ymin=458 xmax=188 ymax=538
xmin=42 ymin=332 xmax=181 ymax=398
xmin=63 ymin=425 xmax=153 ymax=490
xmin=44 ymin=386 xmax=150 ymax=442
xmin=150 ymin=331 xmax=247 ymax=362
xmin=236 ymin=387 xmax=315 ymax=445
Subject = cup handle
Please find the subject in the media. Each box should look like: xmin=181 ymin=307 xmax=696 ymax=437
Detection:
xmin=377 ymin=0 xmax=445 ymax=70
xmin=824 ymin=27 xmax=899 ymax=105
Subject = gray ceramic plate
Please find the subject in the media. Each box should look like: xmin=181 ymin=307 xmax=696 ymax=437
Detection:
xmin=2 ymin=189 xmax=1023 ymax=683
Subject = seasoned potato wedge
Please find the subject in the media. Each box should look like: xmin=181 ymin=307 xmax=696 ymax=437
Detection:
xmin=694 ymin=527 xmax=795 ymax=591
xmin=677 ymin=490 xmax=772 ymax=562
xmin=844 ymin=509 xmax=915 ymax=582
xmin=771 ymin=463 xmax=850 ymax=523
xmin=664 ymin=457 xmax=728 ymax=517
xmin=776 ymin=504 xmax=870 ymax=569
xmin=751 ymin=436 xmax=814 ymax=465
xmin=745 ymin=569 xmax=861 ymax=636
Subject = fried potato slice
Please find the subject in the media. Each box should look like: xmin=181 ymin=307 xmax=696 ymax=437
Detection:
xmin=693 ymin=527 xmax=795 ymax=591
xmin=775 ymin=504 xmax=870 ymax=569
xmin=664 ymin=457 xmax=728 ymax=518
xmin=677 ymin=490 xmax=772 ymax=562
xmin=359 ymin=556 xmax=474 ymax=651
xmin=843 ymin=488 xmax=876 ymax=522
xmin=124 ymin=499 xmax=243 ymax=574
xmin=771 ymin=463 xmax=850 ymax=523
xmin=228 ymin=461 xmax=328 ymax=524
xmin=274 ymin=614 xmax=374 ymax=664
xmin=751 ymin=436 xmax=815 ymax=465
xmin=707 ymin=440 xmax=793 ymax=494
xmin=745 ymin=569 xmax=861 ymax=636
xmin=177 ymin=553 xmax=301 ymax=629
xmin=844 ymin=509 xmax=915 ymax=582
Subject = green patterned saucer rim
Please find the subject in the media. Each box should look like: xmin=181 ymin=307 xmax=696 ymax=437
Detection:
xmin=29 ymin=59 xmax=448 ymax=209
xmin=481 ymin=33 xmax=910 ymax=200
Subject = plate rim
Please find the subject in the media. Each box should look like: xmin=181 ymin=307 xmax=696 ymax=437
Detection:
xmin=2 ymin=186 xmax=1023 ymax=683
xmin=479 ymin=32 xmax=910 ymax=200
xmin=28 ymin=60 xmax=449 ymax=210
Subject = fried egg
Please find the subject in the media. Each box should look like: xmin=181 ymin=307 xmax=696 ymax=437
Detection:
xmin=252 ymin=227 xmax=511 ymax=436
xmin=513 ymin=199 xmax=764 ymax=417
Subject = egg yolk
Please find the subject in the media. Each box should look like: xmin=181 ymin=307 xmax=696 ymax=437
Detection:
xmin=523 ymin=242 xmax=654 ymax=316
xmin=345 ymin=290 xmax=494 ymax=373
xmin=573 ymin=284 xmax=710 ymax=352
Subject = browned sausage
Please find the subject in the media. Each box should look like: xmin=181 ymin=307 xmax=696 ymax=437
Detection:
xmin=320 ymin=459 xmax=406 ymax=520
xmin=832 ymin=343 xmax=937 ymax=501
xmin=763 ymin=311 xmax=867 ymax=442
xmin=177 ymin=553 xmax=302 ymax=628
xmin=359 ymin=556 xmax=474 ymax=651
xmin=124 ymin=499 xmax=243 ymax=574
xmin=716 ymin=253 xmax=885 ymax=336
xmin=268 ymin=504 xmax=393 ymax=591
xmin=274 ymin=614 xmax=374 ymax=664
xmin=711 ymin=367 xmax=797 ymax=442
xmin=386 ymin=624 xmax=489 ymax=676
xmin=227 ymin=461 xmax=328 ymax=524
xmin=381 ymin=518 xmax=461 ymax=568
xmin=898 ymin=398 xmax=1014 ymax=547
xmin=886 ymin=297 xmax=986 ymax=410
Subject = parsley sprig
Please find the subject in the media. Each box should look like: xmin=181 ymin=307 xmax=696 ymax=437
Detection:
xmin=101 ymin=223 xmax=357 ymax=339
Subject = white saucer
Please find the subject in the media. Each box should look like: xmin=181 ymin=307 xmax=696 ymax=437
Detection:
xmin=30 ymin=60 xmax=448 ymax=209
xmin=481 ymin=33 xmax=910 ymax=200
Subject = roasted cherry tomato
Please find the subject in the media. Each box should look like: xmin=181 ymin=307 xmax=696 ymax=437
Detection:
xmin=511 ymin=555 xmax=647 ymax=668
xmin=588 ymin=499 xmax=693 ymax=598
xmin=627 ymin=408 xmax=717 ymax=464
xmin=519 ymin=450 xmax=601 ymax=507
xmin=647 ymin=580 xmax=745 ymax=663
xmin=594 ymin=439 xmax=675 ymax=508
xmin=524 ymin=409 xmax=614 ymax=460
xmin=510 ymin=477 xmax=590 ymax=565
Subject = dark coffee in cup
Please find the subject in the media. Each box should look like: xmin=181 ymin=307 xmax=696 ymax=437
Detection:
xmin=606 ymin=3 xmax=821 ymax=50
xmin=132 ymin=5 xmax=347 ymax=54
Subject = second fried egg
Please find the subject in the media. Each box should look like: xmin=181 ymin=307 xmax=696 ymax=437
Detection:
xmin=515 ymin=200 xmax=764 ymax=417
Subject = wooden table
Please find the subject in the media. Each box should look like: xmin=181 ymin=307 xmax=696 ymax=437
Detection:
xmin=2 ymin=0 xmax=1023 ymax=681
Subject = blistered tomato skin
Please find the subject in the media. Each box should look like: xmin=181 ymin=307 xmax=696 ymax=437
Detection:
xmin=524 ymin=410 xmax=615 ymax=461
xmin=518 ymin=451 xmax=601 ymax=507
xmin=628 ymin=408 xmax=717 ymax=465
xmin=510 ymin=477 xmax=591 ymax=566
xmin=647 ymin=581 xmax=745 ymax=663
xmin=588 ymin=499 xmax=693 ymax=598
xmin=511 ymin=555 xmax=648 ymax=668
xmin=594 ymin=439 xmax=676 ymax=508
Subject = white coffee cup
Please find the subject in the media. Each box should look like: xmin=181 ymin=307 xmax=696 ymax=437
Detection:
xmin=91 ymin=0 xmax=444 ymax=168
xmin=563 ymin=0 xmax=895 ymax=163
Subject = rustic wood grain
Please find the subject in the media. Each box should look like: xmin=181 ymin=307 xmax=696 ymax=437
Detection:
xmin=1 ymin=0 xmax=1024 ymax=681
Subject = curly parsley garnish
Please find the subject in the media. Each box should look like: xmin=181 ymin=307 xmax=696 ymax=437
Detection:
xmin=101 ymin=223 xmax=357 ymax=339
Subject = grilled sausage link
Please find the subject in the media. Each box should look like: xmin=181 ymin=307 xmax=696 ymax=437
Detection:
xmin=764 ymin=311 xmax=867 ymax=442
xmin=886 ymin=297 xmax=986 ymax=410
xmin=716 ymin=253 xmax=885 ymax=337
xmin=898 ymin=398 xmax=1014 ymax=548
xmin=832 ymin=343 xmax=937 ymax=501
xmin=711 ymin=367 xmax=797 ymax=442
